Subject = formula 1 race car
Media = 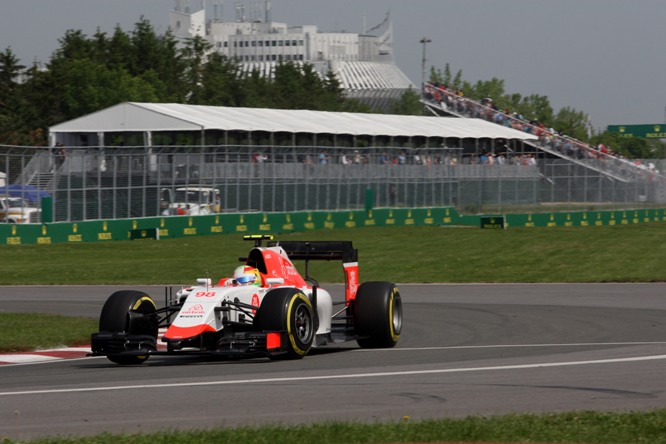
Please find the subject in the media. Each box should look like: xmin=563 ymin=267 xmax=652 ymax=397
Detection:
xmin=91 ymin=235 xmax=402 ymax=365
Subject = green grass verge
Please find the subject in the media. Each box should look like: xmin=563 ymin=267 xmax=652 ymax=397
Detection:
xmin=1 ymin=224 xmax=666 ymax=285
xmin=7 ymin=410 xmax=666 ymax=443
xmin=0 ymin=313 xmax=97 ymax=352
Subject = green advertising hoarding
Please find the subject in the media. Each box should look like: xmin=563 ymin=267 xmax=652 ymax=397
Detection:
xmin=607 ymin=124 xmax=666 ymax=139
xmin=1 ymin=207 xmax=665 ymax=246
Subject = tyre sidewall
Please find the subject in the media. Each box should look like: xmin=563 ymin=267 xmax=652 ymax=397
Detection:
xmin=255 ymin=288 xmax=315 ymax=357
xmin=98 ymin=290 xmax=157 ymax=365
xmin=354 ymin=281 xmax=401 ymax=348
xmin=99 ymin=290 xmax=157 ymax=336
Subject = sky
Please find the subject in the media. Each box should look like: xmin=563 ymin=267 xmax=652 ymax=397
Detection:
xmin=1 ymin=0 xmax=665 ymax=132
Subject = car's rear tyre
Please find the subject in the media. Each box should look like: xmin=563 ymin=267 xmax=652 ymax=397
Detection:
xmin=255 ymin=288 xmax=315 ymax=359
xmin=99 ymin=290 xmax=158 ymax=365
xmin=354 ymin=281 xmax=402 ymax=348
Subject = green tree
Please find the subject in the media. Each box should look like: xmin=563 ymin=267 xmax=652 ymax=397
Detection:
xmin=429 ymin=66 xmax=444 ymax=85
xmin=300 ymin=63 xmax=332 ymax=110
xmin=49 ymin=59 xmax=158 ymax=119
xmin=54 ymin=29 xmax=95 ymax=61
xmin=196 ymin=52 xmax=243 ymax=106
xmin=154 ymin=29 xmax=187 ymax=102
xmin=590 ymin=131 xmax=663 ymax=159
xmin=242 ymin=68 xmax=272 ymax=108
xmin=180 ymin=35 xmax=213 ymax=103
xmin=0 ymin=49 xmax=36 ymax=145
xmin=390 ymin=88 xmax=425 ymax=115
xmin=271 ymin=61 xmax=312 ymax=109
xmin=470 ymin=78 xmax=505 ymax=102
xmin=553 ymin=107 xmax=589 ymax=141
xmin=0 ymin=47 xmax=23 ymax=100
xmin=521 ymin=94 xmax=554 ymax=126
xmin=129 ymin=17 xmax=164 ymax=76
xmin=428 ymin=63 xmax=460 ymax=88
xmin=320 ymin=68 xmax=345 ymax=110
xmin=106 ymin=25 xmax=133 ymax=72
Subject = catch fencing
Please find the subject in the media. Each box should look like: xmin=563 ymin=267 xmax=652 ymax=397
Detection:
xmin=1 ymin=144 xmax=664 ymax=223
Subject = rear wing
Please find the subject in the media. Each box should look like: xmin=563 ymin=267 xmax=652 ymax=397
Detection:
xmin=267 ymin=240 xmax=358 ymax=263
xmin=267 ymin=239 xmax=360 ymax=302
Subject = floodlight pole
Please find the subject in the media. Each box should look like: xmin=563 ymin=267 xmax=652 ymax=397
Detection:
xmin=420 ymin=37 xmax=432 ymax=93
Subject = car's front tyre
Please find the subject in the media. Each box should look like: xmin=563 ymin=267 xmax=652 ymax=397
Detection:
xmin=98 ymin=290 xmax=158 ymax=365
xmin=254 ymin=288 xmax=315 ymax=359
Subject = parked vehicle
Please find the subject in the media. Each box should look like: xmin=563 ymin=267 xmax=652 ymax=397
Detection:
xmin=161 ymin=187 xmax=221 ymax=216
xmin=0 ymin=197 xmax=41 ymax=224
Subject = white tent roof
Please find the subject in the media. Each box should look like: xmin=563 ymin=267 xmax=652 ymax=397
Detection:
xmin=49 ymin=102 xmax=538 ymax=141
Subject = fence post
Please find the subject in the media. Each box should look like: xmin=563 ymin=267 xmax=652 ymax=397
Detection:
xmin=41 ymin=196 xmax=53 ymax=223
xmin=365 ymin=188 xmax=374 ymax=212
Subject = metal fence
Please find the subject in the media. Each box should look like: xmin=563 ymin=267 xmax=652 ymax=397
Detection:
xmin=1 ymin=144 xmax=665 ymax=223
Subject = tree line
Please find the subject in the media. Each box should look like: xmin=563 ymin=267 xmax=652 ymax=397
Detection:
xmin=0 ymin=16 xmax=660 ymax=158
xmin=0 ymin=18 xmax=376 ymax=146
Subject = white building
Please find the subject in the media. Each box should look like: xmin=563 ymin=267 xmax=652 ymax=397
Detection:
xmin=169 ymin=0 xmax=414 ymax=109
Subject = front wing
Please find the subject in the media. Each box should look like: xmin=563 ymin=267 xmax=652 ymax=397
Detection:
xmin=90 ymin=329 xmax=291 ymax=359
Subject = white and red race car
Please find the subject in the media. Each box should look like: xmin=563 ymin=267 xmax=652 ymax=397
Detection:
xmin=91 ymin=235 xmax=402 ymax=365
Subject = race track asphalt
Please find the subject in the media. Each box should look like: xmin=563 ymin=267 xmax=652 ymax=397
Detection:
xmin=2 ymin=283 xmax=666 ymax=440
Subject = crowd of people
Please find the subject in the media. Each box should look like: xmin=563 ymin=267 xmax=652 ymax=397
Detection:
xmin=256 ymin=148 xmax=539 ymax=168
xmin=423 ymin=82 xmax=660 ymax=180
xmin=237 ymin=81 xmax=663 ymax=183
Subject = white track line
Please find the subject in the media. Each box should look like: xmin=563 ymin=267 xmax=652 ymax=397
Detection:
xmin=357 ymin=342 xmax=666 ymax=351
xmin=3 ymin=353 xmax=666 ymax=397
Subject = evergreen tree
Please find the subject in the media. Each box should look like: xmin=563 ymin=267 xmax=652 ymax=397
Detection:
xmin=390 ymin=88 xmax=425 ymax=115
xmin=129 ymin=17 xmax=164 ymax=76
xmin=54 ymin=29 xmax=95 ymax=61
xmin=197 ymin=52 xmax=243 ymax=106
xmin=107 ymin=25 xmax=133 ymax=72
xmin=181 ymin=34 xmax=213 ymax=103
xmin=0 ymin=47 xmax=23 ymax=100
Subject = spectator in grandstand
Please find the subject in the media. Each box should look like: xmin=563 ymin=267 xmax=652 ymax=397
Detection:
xmin=379 ymin=151 xmax=390 ymax=164
xmin=252 ymin=152 xmax=267 ymax=163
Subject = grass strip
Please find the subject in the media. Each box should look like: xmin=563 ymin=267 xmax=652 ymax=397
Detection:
xmin=1 ymin=224 xmax=666 ymax=285
xmin=8 ymin=410 xmax=666 ymax=443
xmin=0 ymin=313 xmax=97 ymax=352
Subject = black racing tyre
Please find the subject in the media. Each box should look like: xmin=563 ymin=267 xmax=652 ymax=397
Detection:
xmin=254 ymin=288 xmax=315 ymax=359
xmin=99 ymin=290 xmax=158 ymax=365
xmin=354 ymin=281 xmax=402 ymax=348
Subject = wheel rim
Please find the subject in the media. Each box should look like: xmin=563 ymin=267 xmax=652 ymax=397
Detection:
xmin=294 ymin=304 xmax=313 ymax=343
xmin=392 ymin=296 xmax=403 ymax=335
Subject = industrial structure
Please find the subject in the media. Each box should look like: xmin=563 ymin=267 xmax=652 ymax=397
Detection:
xmin=168 ymin=0 xmax=414 ymax=110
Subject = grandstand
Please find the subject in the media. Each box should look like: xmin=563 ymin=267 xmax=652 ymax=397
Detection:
xmin=422 ymin=82 xmax=666 ymax=204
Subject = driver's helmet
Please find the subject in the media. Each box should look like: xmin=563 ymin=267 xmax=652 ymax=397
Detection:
xmin=232 ymin=265 xmax=261 ymax=286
